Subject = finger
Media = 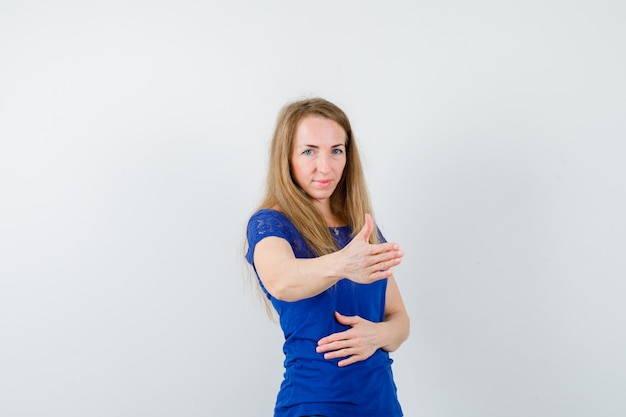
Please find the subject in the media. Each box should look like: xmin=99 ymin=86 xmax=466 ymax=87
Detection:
xmin=317 ymin=338 xmax=352 ymax=353
xmin=316 ymin=343 xmax=333 ymax=353
xmin=363 ymin=267 xmax=396 ymax=284
xmin=338 ymin=354 xmax=362 ymax=367
xmin=368 ymin=242 xmax=402 ymax=256
xmin=317 ymin=330 xmax=350 ymax=347
xmin=379 ymin=248 xmax=404 ymax=262
xmin=323 ymin=346 xmax=355 ymax=360
xmin=353 ymin=213 xmax=374 ymax=242
xmin=316 ymin=338 xmax=345 ymax=352
xmin=369 ymin=268 xmax=394 ymax=281
xmin=334 ymin=311 xmax=362 ymax=326
xmin=375 ymin=251 xmax=403 ymax=270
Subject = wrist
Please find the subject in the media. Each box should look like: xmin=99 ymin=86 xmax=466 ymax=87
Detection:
xmin=323 ymin=250 xmax=344 ymax=283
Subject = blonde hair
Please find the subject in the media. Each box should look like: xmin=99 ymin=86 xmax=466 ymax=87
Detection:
xmin=245 ymin=97 xmax=380 ymax=318
xmin=258 ymin=97 xmax=379 ymax=255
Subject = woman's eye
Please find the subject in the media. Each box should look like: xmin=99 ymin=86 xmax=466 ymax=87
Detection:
xmin=302 ymin=149 xmax=314 ymax=155
xmin=332 ymin=148 xmax=344 ymax=155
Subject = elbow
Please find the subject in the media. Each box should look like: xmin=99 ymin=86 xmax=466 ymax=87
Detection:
xmin=386 ymin=330 xmax=409 ymax=353
xmin=272 ymin=291 xmax=300 ymax=303
xmin=257 ymin=272 xmax=300 ymax=302
xmin=264 ymin=281 xmax=297 ymax=302
xmin=383 ymin=313 xmax=410 ymax=352
xmin=257 ymin=273 xmax=286 ymax=301
xmin=401 ymin=315 xmax=411 ymax=345
xmin=270 ymin=287 xmax=289 ymax=301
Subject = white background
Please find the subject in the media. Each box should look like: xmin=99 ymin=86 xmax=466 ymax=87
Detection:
xmin=1 ymin=1 xmax=625 ymax=416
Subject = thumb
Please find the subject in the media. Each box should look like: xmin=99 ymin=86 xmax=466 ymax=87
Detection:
xmin=334 ymin=311 xmax=361 ymax=326
xmin=354 ymin=213 xmax=374 ymax=243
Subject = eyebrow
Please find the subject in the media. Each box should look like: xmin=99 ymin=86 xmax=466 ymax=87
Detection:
xmin=299 ymin=143 xmax=346 ymax=148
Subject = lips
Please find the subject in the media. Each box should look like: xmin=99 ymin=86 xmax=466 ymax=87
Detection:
xmin=313 ymin=179 xmax=333 ymax=188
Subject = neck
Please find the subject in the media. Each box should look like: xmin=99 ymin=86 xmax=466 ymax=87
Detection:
xmin=314 ymin=200 xmax=343 ymax=227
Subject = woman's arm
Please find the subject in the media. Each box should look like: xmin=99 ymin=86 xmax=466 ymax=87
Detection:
xmin=253 ymin=214 xmax=404 ymax=302
xmin=253 ymin=236 xmax=341 ymax=301
xmin=316 ymin=275 xmax=410 ymax=366
xmin=379 ymin=275 xmax=410 ymax=352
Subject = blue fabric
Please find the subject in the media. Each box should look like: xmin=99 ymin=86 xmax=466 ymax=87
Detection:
xmin=246 ymin=209 xmax=403 ymax=417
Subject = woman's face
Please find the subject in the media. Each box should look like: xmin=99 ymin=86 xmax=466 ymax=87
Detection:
xmin=290 ymin=115 xmax=347 ymax=209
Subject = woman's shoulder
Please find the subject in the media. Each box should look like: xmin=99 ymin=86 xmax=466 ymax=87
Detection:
xmin=247 ymin=208 xmax=298 ymax=237
xmin=248 ymin=207 xmax=290 ymax=224
xmin=246 ymin=208 xmax=315 ymax=259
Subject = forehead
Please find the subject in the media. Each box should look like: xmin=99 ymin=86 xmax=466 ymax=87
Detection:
xmin=293 ymin=115 xmax=346 ymax=145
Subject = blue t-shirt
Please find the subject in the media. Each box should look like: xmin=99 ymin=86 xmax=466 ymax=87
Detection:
xmin=246 ymin=209 xmax=403 ymax=417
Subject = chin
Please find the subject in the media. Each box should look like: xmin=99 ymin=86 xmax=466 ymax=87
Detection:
xmin=305 ymin=190 xmax=333 ymax=201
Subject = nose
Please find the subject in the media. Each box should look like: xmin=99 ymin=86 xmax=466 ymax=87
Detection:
xmin=316 ymin=153 xmax=330 ymax=173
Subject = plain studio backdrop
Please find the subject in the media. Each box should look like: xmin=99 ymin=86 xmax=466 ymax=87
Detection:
xmin=1 ymin=1 xmax=625 ymax=416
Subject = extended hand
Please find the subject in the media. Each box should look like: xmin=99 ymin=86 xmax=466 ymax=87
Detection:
xmin=339 ymin=214 xmax=403 ymax=284
xmin=316 ymin=311 xmax=382 ymax=367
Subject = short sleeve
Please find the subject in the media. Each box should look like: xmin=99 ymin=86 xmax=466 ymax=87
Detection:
xmin=245 ymin=209 xmax=316 ymax=268
xmin=246 ymin=210 xmax=290 ymax=265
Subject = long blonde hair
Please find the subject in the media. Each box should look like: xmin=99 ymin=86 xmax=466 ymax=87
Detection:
xmin=258 ymin=97 xmax=379 ymax=255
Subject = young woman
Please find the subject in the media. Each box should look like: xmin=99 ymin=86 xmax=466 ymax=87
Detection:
xmin=245 ymin=97 xmax=409 ymax=417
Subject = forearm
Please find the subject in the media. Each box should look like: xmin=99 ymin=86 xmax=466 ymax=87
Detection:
xmin=254 ymin=231 xmax=403 ymax=302
xmin=264 ymin=251 xmax=344 ymax=302
xmin=379 ymin=309 xmax=410 ymax=352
